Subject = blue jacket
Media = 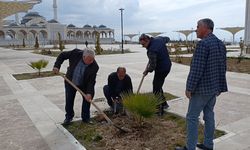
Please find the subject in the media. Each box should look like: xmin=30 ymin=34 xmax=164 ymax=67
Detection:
xmin=146 ymin=36 xmax=172 ymax=73
xmin=186 ymin=33 xmax=228 ymax=95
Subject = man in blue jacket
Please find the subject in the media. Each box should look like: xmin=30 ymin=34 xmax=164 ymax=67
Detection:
xmin=139 ymin=34 xmax=172 ymax=115
xmin=175 ymin=18 xmax=228 ymax=150
xmin=103 ymin=67 xmax=133 ymax=109
xmin=53 ymin=48 xmax=99 ymax=124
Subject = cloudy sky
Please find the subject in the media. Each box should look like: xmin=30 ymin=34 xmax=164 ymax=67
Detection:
xmin=11 ymin=0 xmax=246 ymax=41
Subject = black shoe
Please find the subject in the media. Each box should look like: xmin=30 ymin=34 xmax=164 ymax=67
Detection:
xmin=163 ymin=102 xmax=169 ymax=110
xmin=197 ymin=143 xmax=213 ymax=150
xmin=63 ymin=118 xmax=72 ymax=125
xmin=175 ymin=146 xmax=188 ymax=150
xmin=82 ymin=119 xmax=93 ymax=124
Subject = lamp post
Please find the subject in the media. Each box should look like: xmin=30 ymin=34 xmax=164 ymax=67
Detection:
xmin=119 ymin=8 xmax=124 ymax=54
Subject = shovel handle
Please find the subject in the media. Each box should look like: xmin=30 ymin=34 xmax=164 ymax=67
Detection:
xmin=136 ymin=74 xmax=145 ymax=94
xmin=60 ymin=74 xmax=113 ymax=124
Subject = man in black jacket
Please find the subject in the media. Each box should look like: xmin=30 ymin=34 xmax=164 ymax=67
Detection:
xmin=53 ymin=48 xmax=99 ymax=124
xmin=103 ymin=67 xmax=133 ymax=109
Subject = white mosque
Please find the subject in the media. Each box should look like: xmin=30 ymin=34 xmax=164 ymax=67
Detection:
xmin=0 ymin=0 xmax=115 ymax=46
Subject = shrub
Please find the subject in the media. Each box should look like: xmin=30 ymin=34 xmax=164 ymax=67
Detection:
xmin=95 ymin=32 xmax=103 ymax=54
xmin=58 ymin=32 xmax=65 ymax=51
xmin=34 ymin=36 xmax=39 ymax=49
xmin=28 ymin=59 xmax=48 ymax=76
xmin=122 ymin=93 xmax=161 ymax=126
xmin=22 ymin=38 xmax=26 ymax=48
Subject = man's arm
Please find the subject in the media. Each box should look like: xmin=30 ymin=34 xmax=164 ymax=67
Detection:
xmin=145 ymin=51 xmax=157 ymax=74
xmin=186 ymin=41 xmax=207 ymax=93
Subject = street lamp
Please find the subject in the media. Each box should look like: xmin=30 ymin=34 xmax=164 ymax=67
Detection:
xmin=119 ymin=8 xmax=124 ymax=54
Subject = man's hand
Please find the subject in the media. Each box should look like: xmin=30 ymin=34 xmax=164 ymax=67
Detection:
xmin=143 ymin=70 xmax=148 ymax=76
xmin=85 ymin=94 xmax=92 ymax=102
xmin=185 ymin=90 xmax=192 ymax=99
xmin=53 ymin=67 xmax=59 ymax=74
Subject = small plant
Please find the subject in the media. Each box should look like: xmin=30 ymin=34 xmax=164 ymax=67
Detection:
xmin=22 ymin=38 xmax=26 ymax=48
xmin=58 ymin=32 xmax=65 ymax=51
xmin=122 ymin=93 xmax=160 ymax=126
xmin=95 ymin=32 xmax=103 ymax=54
xmin=28 ymin=59 xmax=48 ymax=76
xmin=174 ymin=44 xmax=183 ymax=63
xmin=34 ymin=36 xmax=39 ymax=49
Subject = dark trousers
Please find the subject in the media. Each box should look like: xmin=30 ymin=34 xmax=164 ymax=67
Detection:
xmin=153 ymin=71 xmax=170 ymax=107
xmin=103 ymin=85 xmax=113 ymax=108
xmin=65 ymin=82 xmax=91 ymax=121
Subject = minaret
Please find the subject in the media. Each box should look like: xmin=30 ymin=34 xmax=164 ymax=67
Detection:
xmin=15 ymin=0 xmax=20 ymax=24
xmin=53 ymin=0 xmax=58 ymax=21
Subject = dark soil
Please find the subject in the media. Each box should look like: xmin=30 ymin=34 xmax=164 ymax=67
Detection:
xmin=64 ymin=111 xmax=225 ymax=150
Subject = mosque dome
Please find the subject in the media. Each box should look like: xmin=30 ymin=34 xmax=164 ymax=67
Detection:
xmin=48 ymin=19 xmax=59 ymax=23
xmin=9 ymin=23 xmax=19 ymax=27
xmin=30 ymin=23 xmax=39 ymax=27
xmin=23 ymin=12 xmax=44 ymax=18
xmin=83 ymin=24 xmax=91 ymax=28
xmin=99 ymin=24 xmax=106 ymax=28
xmin=67 ymin=24 xmax=76 ymax=28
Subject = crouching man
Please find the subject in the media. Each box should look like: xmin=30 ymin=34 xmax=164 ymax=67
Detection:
xmin=103 ymin=67 xmax=133 ymax=112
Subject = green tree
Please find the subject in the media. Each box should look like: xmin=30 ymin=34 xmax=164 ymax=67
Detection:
xmin=28 ymin=59 xmax=48 ymax=76
xmin=58 ymin=32 xmax=65 ymax=51
xmin=95 ymin=32 xmax=103 ymax=54
xmin=22 ymin=38 xmax=26 ymax=48
xmin=34 ymin=36 xmax=39 ymax=49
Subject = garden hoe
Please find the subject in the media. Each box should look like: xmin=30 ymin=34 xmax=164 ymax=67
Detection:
xmin=60 ymin=74 xmax=130 ymax=133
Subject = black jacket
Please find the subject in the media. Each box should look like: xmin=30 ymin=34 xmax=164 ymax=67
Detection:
xmin=54 ymin=49 xmax=99 ymax=97
xmin=107 ymin=72 xmax=133 ymax=98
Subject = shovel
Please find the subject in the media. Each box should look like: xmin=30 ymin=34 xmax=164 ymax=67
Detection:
xmin=136 ymin=74 xmax=146 ymax=94
xmin=60 ymin=74 xmax=129 ymax=133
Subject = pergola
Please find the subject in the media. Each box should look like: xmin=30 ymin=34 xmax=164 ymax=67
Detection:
xmin=175 ymin=30 xmax=195 ymax=42
xmin=145 ymin=32 xmax=164 ymax=37
xmin=218 ymin=27 xmax=244 ymax=43
xmin=0 ymin=0 xmax=40 ymax=29
xmin=124 ymin=33 xmax=138 ymax=41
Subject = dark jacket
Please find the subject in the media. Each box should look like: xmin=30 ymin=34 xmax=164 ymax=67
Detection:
xmin=146 ymin=36 xmax=172 ymax=73
xmin=108 ymin=72 xmax=133 ymax=98
xmin=54 ymin=49 xmax=99 ymax=97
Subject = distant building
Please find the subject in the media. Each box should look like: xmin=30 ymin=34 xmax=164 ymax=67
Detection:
xmin=0 ymin=11 xmax=115 ymax=46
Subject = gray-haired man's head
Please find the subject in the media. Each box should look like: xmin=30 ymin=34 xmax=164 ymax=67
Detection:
xmin=82 ymin=48 xmax=95 ymax=65
xmin=198 ymin=18 xmax=214 ymax=31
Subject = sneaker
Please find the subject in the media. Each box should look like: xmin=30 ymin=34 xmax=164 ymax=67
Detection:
xmin=196 ymin=143 xmax=213 ymax=150
xmin=82 ymin=120 xmax=94 ymax=124
xmin=62 ymin=118 xmax=72 ymax=125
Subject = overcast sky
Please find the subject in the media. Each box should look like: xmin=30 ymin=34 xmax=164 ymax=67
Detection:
xmin=13 ymin=0 xmax=246 ymax=42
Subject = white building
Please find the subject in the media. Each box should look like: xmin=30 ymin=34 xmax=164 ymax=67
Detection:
xmin=0 ymin=12 xmax=115 ymax=46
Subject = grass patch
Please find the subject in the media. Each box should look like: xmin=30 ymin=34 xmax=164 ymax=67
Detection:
xmin=12 ymin=71 xmax=63 ymax=80
xmin=171 ymin=57 xmax=250 ymax=74
xmin=32 ymin=49 xmax=132 ymax=57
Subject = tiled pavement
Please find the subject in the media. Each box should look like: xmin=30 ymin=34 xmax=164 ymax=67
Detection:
xmin=0 ymin=45 xmax=249 ymax=150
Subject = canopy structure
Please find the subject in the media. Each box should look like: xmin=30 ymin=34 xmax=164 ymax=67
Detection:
xmin=145 ymin=32 xmax=164 ymax=37
xmin=175 ymin=30 xmax=195 ymax=42
xmin=124 ymin=33 xmax=138 ymax=41
xmin=0 ymin=0 xmax=41 ymax=29
xmin=218 ymin=27 xmax=244 ymax=43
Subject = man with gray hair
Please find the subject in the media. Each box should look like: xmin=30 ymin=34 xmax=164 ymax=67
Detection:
xmin=175 ymin=18 xmax=227 ymax=150
xmin=53 ymin=48 xmax=99 ymax=124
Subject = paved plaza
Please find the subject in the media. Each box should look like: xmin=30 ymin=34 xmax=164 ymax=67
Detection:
xmin=0 ymin=44 xmax=250 ymax=150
